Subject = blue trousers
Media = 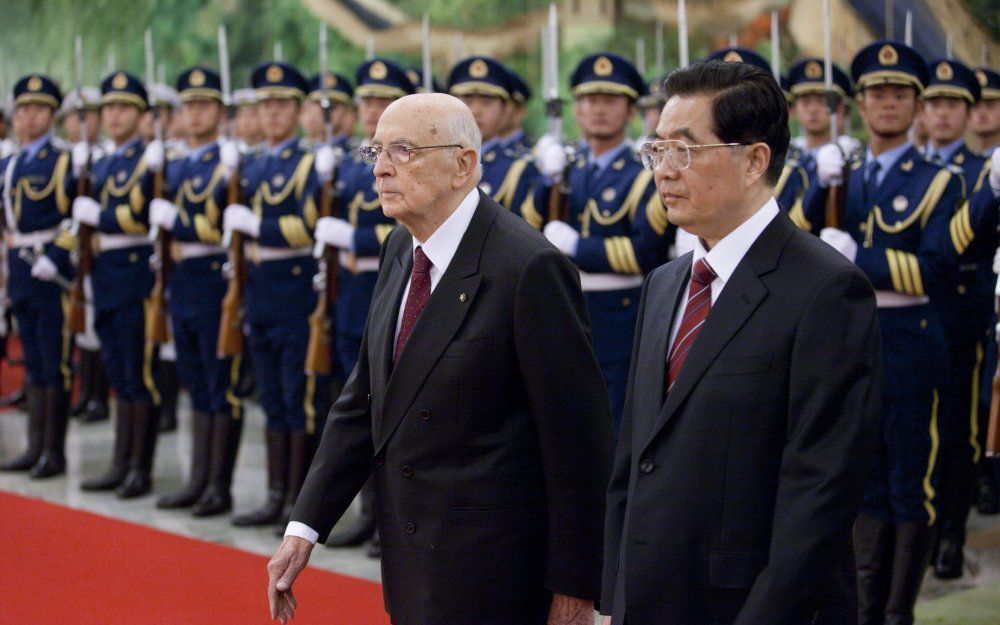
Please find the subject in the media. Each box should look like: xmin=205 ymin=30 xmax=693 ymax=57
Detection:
xmin=585 ymin=287 xmax=641 ymax=432
xmin=335 ymin=269 xmax=378 ymax=378
xmin=171 ymin=312 xmax=241 ymax=416
xmin=11 ymin=288 xmax=70 ymax=390
xmin=249 ymin=317 xmax=326 ymax=434
xmin=95 ymin=302 xmax=157 ymax=403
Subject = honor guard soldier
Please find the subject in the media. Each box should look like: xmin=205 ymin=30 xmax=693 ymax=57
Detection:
xmin=785 ymin=58 xmax=858 ymax=232
xmin=528 ymin=52 xmax=674 ymax=426
xmin=311 ymin=58 xmax=414 ymax=555
xmin=812 ymin=41 xmax=965 ymax=625
xmin=920 ymin=58 xmax=990 ymax=580
xmin=638 ymin=75 xmax=668 ymax=138
xmin=59 ymin=87 xmax=112 ymax=425
xmin=150 ymin=67 xmax=245 ymax=517
xmin=301 ymin=72 xmax=355 ymax=153
xmin=232 ymin=88 xmax=265 ymax=154
xmin=0 ymin=75 xmax=77 ymax=477
xmin=74 ymin=71 xmax=162 ymax=498
xmin=971 ymin=68 xmax=1000 ymax=155
xmin=499 ymin=67 xmax=533 ymax=154
xmin=225 ymin=61 xmax=326 ymax=532
xmin=447 ymin=57 xmax=537 ymax=216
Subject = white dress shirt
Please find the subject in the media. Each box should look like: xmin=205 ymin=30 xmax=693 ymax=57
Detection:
xmin=667 ymin=197 xmax=780 ymax=353
xmin=285 ymin=187 xmax=481 ymax=545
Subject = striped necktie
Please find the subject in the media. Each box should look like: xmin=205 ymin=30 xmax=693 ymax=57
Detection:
xmin=666 ymin=258 xmax=717 ymax=392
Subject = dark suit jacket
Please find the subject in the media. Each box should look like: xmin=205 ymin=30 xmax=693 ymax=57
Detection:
xmin=292 ymin=191 xmax=615 ymax=625
xmin=601 ymin=210 xmax=882 ymax=625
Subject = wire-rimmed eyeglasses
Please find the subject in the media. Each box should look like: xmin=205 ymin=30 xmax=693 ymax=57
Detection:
xmin=638 ymin=139 xmax=746 ymax=171
xmin=359 ymin=142 xmax=464 ymax=165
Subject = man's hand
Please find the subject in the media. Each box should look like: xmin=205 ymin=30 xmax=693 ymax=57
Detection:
xmin=149 ymin=198 xmax=178 ymax=231
xmin=547 ymin=594 xmax=594 ymax=625
xmin=816 ymin=143 xmax=845 ymax=189
xmin=543 ymin=220 xmax=580 ymax=256
xmin=820 ymin=227 xmax=858 ymax=262
xmin=223 ymin=204 xmax=261 ymax=239
xmin=144 ymin=139 xmax=166 ymax=173
xmin=72 ymin=196 xmax=100 ymax=227
xmin=989 ymin=147 xmax=999 ymax=198
xmin=267 ymin=536 xmax=314 ymax=624
xmin=600 ymin=616 xmax=612 ymax=625
xmin=314 ymin=216 xmax=355 ymax=250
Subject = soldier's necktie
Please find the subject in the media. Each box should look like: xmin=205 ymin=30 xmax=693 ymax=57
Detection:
xmin=864 ymin=159 xmax=881 ymax=206
xmin=666 ymin=258 xmax=717 ymax=392
xmin=394 ymin=246 xmax=433 ymax=363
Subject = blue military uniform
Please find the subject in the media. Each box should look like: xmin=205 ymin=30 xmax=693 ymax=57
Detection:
xmin=923 ymin=58 xmax=995 ymax=577
xmin=528 ymin=52 xmax=674 ymax=426
xmin=154 ymin=67 xmax=245 ymax=516
xmin=0 ymin=74 xmax=76 ymax=478
xmin=447 ymin=57 xmax=538 ymax=219
xmin=501 ymin=68 xmax=534 ymax=153
xmin=304 ymin=71 xmax=355 ymax=154
xmin=818 ymin=41 xmax=966 ymax=623
xmin=79 ymin=71 xmax=162 ymax=498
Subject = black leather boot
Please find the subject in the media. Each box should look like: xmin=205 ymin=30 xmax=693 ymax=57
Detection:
xmin=80 ymin=353 xmax=110 ymax=423
xmin=192 ymin=411 xmax=243 ymax=517
xmin=116 ymin=401 xmax=158 ymax=498
xmin=71 ymin=348 xmax=95 ymax=417
xmin=232 ymin=429 xmax=288 ymax=526
xmin=978 ymin=463 xmax=999 ymax=514
xmin=81 ymin=399 xmax=133 ymax=490
xmin=884 ymin=522 xmax=936 ymax=625
xmin=157 ymin=359 xmax=178 ymax=433
xmin=274 ymin=430 xmax=312 ymax=536
xmin=325 ymin=477 xmax=377 ymax=547
xmin=157 ymin=410 xmax=213 ymax=508
xmin=855 ymin=513 xmax=893 ymax=625
xmin=1 ymin=384 xmax=43 ymax=471
xmin=30 ymin=387 xmax=70 ymax=478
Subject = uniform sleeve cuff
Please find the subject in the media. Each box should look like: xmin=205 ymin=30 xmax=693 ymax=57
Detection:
xmin=284 ymin=521 xmax=319 ymax=544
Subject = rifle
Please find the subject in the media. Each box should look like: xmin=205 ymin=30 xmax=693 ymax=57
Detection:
xmin=216 ymin=24 xmax=247 ymax=359
xmin=144 ymin=28 xmax=171 ymax=345
xmin=305 ymin=22 xmax=340 ymax=376
xmin=66 ymin=35 xmax=93 ymax=335
xmin=822 ymin=0 xmax=848 ymax=230
xmin=541 ymin=3 xmax=569 ymax=225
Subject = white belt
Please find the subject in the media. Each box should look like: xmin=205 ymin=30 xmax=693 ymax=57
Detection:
xmin=251 ymin=244 xmax=310 ymax=262
xmin=98 ymin=234 xmax=150 ymax=251
xmin=8 ymin=228 xmax=58 ymax=249
xmin=875 ymin=290 xmax=930 ymax=308
xmin=579 ymin=271 xmax=644 ymax=292
xmin=338 ymin=250 xmax=379 ymax=273
xmin=176 ymin=242 xmax=224 ymax=260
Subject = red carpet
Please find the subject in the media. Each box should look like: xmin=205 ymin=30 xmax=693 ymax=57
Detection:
xmin=0 ymin=335 xmax=25 ymax=410
xmin=0 ymin=491 xmax=390 ymax=625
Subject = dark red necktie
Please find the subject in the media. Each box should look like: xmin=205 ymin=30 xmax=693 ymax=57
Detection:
xmin=666 ymin=258 xmax=717 ymax=392
xmin=394 ymin=246 xmax=433 ymax=363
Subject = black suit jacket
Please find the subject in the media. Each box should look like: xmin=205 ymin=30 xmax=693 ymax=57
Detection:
xmin=292 ymin=191 xmax=614 ymax=625
xmin=602 ymin=210 xmax=882 ymax=625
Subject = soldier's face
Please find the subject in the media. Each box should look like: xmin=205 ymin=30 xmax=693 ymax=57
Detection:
xmin=793 ymin=93 xmax=832 ymax=135
xmin=181 ymin=99 xmax=222 ymax=139
xmin=642 ymin=106 xmax=662 ymax=137
xmin=923 ymin=96 xmax=969 ymax=145
xmin=459 ymin=95 xmax=510 ymax=141
xmin=235 ymin=105 xmax=262 ymax=143
xmin=575 ymin=93 xmax=634 ymax=141
xmin=857 ymin=84 xmax=919 ymax=139
xmin=359 ymin=97 xmax=394 ymax=138
xmin=259 ymin=97 xmax=299 ymax=142
xmin=299 ymin=100 xmax=324 ymax=138
xmin=13 ymin=102 xmax=54 ymax=142
xmin=101 ymin=102 xmax=142 ymax=143
xmin=971 ymin=98 xmax=1000 ymax=137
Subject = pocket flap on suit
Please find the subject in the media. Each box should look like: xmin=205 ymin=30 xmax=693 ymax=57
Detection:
xmin=708 ymin=551 xmax=768 ymax=589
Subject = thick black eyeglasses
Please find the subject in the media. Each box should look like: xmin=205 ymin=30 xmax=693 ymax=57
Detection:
xmin=359 ymin=143 xmax=464 ymax=165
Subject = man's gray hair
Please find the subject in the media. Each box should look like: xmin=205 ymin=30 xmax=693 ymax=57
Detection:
xmin=445 ymin=102 xmax=483 ymax=181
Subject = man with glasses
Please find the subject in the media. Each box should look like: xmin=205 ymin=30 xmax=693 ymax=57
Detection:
xmin=310 ymin=58 xmax=414 ymax=556
xmin=528 ymin=52 xmax=673 ymax=428
xmin=601 ymin=59 xmax=880 ymax=625
xmin=223 ymin=61 xmax=327 ymax=534
xmin=268 ymin=92 xmax=613 ymax=625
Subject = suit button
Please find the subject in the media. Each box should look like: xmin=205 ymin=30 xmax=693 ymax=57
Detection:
xmin=419 ymin=409 xmax=430 ymax=420
xmin=374 ymin=455 xmax=384 ymax=467
xmin=401 ymin=465 xmax=413 ymax=478
xmin=405 ymin=522 xmax=416 ymax=534
xmin=639 ymin=459 xmax=654 ymax=474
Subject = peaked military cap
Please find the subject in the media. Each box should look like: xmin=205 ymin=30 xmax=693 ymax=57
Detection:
xmin=705 ymin=47 xmax=772 ymax=74
xmin=176 ymin=66 xmax=223 ymax=103
xmin=506 ymin=67 xmax=532 ymax=103
xmin=851 ymin=40 xmax=929 ymax=93
xmin=355 ymin=58 xmax=415 ymax=100
xmin=232 ymin=88 xmax=258 ymax=107
xmin=570 ymin=52 xmax=645 ymax=101
xmin=100 ymin=71 xmax=149 ymax=109
xmin=637 ymin=75 xmax=668 ymax=109
xmin=975 ymin=67 xmax=1000 ymax=100
xmin=251 ymin=61 xmax=308 ymax=100
xmin=923 ymin=58 xmax=981 ymax=104
xmin=308 ymin=72 xmax=354 ymax=106
xmin=14 ymin=74 xmax=62 ymax=109
xmin=788 ymin=57 xmax=854 ymax=101
xmin=147 ymin=82 xmax=180 ymax=109
xmin=448 ymin=57 xmax=514 ymax=101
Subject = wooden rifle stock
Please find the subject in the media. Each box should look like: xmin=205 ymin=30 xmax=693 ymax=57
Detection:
xmin=824 ymin=161 xmax=850 ymax=230
xmin=66 ymin=169 xmax=93 ymax=334
xmin=546 ymin=160 xmax=572 ymax=225
xmin=217 ymin=168 xmax=246 ymax=358
xmin=304 ymin=174 xmax=340 ymax=376
xmin=145 ymin=170 xmax=172 ymax=344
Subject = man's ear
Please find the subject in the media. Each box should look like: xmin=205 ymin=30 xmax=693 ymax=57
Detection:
xmin=453 ymin=148 xmax=479 ymax=188
xmin=745 ymin=142 xmax=772 ymax=184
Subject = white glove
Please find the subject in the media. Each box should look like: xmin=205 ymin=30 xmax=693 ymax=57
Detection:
xmin=836 ymin=135 xmax=862 ymax=158
xmin=543 ymin=220 xmax=580 ymax=256
xmin=535 ymin=140 xmax=567 ymax=179
xmin=816 ymin=143 xmax=845 ymax=189
xmin=72 ymin=142 xmax=91 ymax=177
xmin=314 ymin=145 xmax=343 ymax=183
xmin=144 ymin=139 xmax=165 ymax=173
xmin=989 ymin=147 xmax=1000 ymax=198
xmin=220 ymin=140 xmax=241 ymax=178
xmin=72 ymin=196 xmax=100 ymax=227
xmin=1 ymin=138 xmax=17 ymax=160
xmin=31 ymin=255 xmax=58 ymax=282
xmin=314 ymin=216 xmax=355 ymax=250
xmin=820 ymin=227 xmax=858 ymax=262
xmin=993 ymin=246 xmax=1000 ymax=275
xmin=223 ymin=204 xmax=260 ymax=238
xmin=149 ymin=198 xmax=179 ymax=231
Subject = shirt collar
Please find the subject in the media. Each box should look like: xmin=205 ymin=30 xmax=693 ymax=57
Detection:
xmin=268 ymin=136 xmax=298 ymax=158
xmin=501 ymin=129 xmax=525 ymax=147
xmin=481 ymin=137 xmax=501 ymax=156
xmin=587 ymin=141 xmax=630 ymax=172
xmin=412 ymin=187 xmax=481 ymax=276
xmin=187 ymin=140 xmax=217 ymax=162
xmin=114 ymin=136 xmax=143 ymax=156
xmin=22 ymin=133 xmax=51 ymax=161
xmin=927 ymin=137 xmax=965 ymax=163
xmin=865 ymin=141 xmax=911 ymax=174
xmin=692 ymin=197 xmax=780 ymax=287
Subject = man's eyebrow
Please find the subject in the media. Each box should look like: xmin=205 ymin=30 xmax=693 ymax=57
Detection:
xmin=666 ymin=127 xmax=699 ymax=142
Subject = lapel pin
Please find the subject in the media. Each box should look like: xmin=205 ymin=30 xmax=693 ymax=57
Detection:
xmin=459 ymin=293 xmax=467 ymax=303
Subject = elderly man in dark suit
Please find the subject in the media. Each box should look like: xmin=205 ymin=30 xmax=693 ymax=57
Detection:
xmin=266 ymin=92 xmax=614 ymax=625
xmin=601 ymin=61 xmax=882 ymax=625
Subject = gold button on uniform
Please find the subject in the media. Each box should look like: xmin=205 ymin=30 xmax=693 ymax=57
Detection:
xmin=957 ymin=285 xmax=966 ymax=295
xmin=292 ymin=266 xmax=302 ymax=276
xmin=919 ymin=319 xmax=928 ymax=329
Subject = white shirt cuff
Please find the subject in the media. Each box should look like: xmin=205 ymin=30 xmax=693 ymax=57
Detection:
xmin=284 ymin=521 xmax=319 ymax=544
